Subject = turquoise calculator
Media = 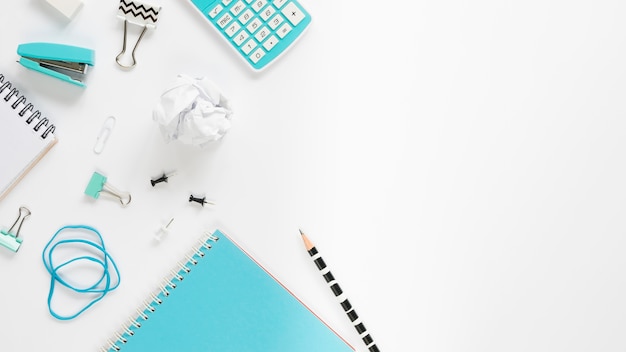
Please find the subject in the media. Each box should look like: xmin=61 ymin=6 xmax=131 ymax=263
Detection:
xmin=189 ymin=0 xmax=311 ymax=71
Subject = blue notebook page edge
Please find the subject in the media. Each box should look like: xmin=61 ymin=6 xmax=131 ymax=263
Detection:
xmin=105 ymin=229 xmax=354 ymax=352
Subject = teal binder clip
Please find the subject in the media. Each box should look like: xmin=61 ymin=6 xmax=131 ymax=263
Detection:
xmin=85 ymin=171 xmax=131 ymax=207
xmin=17 ymin=42 xmax=95 ymax=87
xmin=0 ymin=207 xmax=31 ymax=252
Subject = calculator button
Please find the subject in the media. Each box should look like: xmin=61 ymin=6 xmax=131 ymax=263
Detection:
xmin=230 ymin=1 xmax=246 ymax=16
xmin=276 ymin=23 xmax=292 ymax=38
xmin=251 ymin=0 xmax=267 ymax=12
xmin=246 ymin=18 xmax=262 ymax=33
xmin=209 ymin=5 xmax=223 ymax=18
xmin=225 ymin=22 xmax=241 ymax=37
xmin=233 ymin=30 xmax=250 ymax=46
xmin=262 ymin=35 xmax=278 ymax=51
xmin=222 ymin=0 xmax=233 ymax=5
xmin=273 ymin=0 xmax=288 ymax=9
xmin=250 ymin=48 xmax=266 ymax=63
xmin=238 ymin=9 xmax=254 ymax=24
xmin=281 ymin=2 xmax=305 ymax=26
xmin=254 ymin=26 xmax=270 ymax=42
xmin=260 ymin=5 xmax=275 ymax=21
xmin=268 ymin=14 xmax=283 ymax=30
xmin=242 ymin=39 xmax=257 ymax=54
xmin=217 ymin=13 xmax=233 ymax=28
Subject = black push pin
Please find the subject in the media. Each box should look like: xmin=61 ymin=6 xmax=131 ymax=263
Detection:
xmin=151 ymin=172 xmax=175 ymax=187
xmin=189 ymin=194 xmax=215 ymax=207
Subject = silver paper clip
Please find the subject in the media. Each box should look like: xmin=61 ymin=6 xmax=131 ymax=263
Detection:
xmin=116 ymin=0 xmax=161 ymax=69
xmin=93 ymin=116 xmax=116 ymax=154
xmin=0 ymin=206 xmax=31 ymax=252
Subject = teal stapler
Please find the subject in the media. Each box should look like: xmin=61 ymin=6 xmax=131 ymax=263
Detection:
xmin=17 ymin=42 xmax=95 ymax=87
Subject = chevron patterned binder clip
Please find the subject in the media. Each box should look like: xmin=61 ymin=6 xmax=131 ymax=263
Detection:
xmin=115 ymin=0 xmax=161 ymax=69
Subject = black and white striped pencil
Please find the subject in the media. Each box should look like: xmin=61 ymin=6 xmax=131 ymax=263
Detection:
xmin=299 ymin=229 xmax=380 ymax=352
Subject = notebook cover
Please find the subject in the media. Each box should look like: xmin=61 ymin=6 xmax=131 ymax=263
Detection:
xmin=0 ymin=77 xmax=57 ymax=201
xmin=105 ymin=229 xmax=354 ymax=351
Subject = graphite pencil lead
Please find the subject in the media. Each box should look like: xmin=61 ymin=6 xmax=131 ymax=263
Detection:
xmin=299 ymin=229 xmax=315 ymax=251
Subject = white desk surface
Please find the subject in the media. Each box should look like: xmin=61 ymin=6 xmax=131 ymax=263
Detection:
xmin=1 ymin=1 xmax=626 ymax=351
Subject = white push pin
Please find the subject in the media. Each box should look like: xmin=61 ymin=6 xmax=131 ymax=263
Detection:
xmin=154 ymin=218 xmax=174 ymax=241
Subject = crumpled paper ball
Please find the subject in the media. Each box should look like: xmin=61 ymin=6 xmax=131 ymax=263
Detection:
xmin=153 ymin=74 xmax=233 ymax=148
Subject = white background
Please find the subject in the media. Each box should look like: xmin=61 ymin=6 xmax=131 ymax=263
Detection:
xmin=1 ymin=0 xmax=626 ymax=351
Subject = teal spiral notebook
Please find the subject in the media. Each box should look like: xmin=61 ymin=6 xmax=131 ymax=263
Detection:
xmin=103 ymin=229 xmax=353 ymax=351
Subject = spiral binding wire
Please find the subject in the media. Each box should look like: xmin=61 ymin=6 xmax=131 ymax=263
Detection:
xmin=101 ymin=232 xmax=219 ymax=352
xmin=0 ymin=74 xmax=56 ymax=139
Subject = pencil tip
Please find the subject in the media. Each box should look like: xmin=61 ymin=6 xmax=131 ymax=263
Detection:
xmin=299 ymin=229 xmax=314 ymax=250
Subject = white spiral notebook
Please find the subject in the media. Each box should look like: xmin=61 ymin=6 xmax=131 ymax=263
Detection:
xmin=0 ymin=73 xmax=57 ymax=201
